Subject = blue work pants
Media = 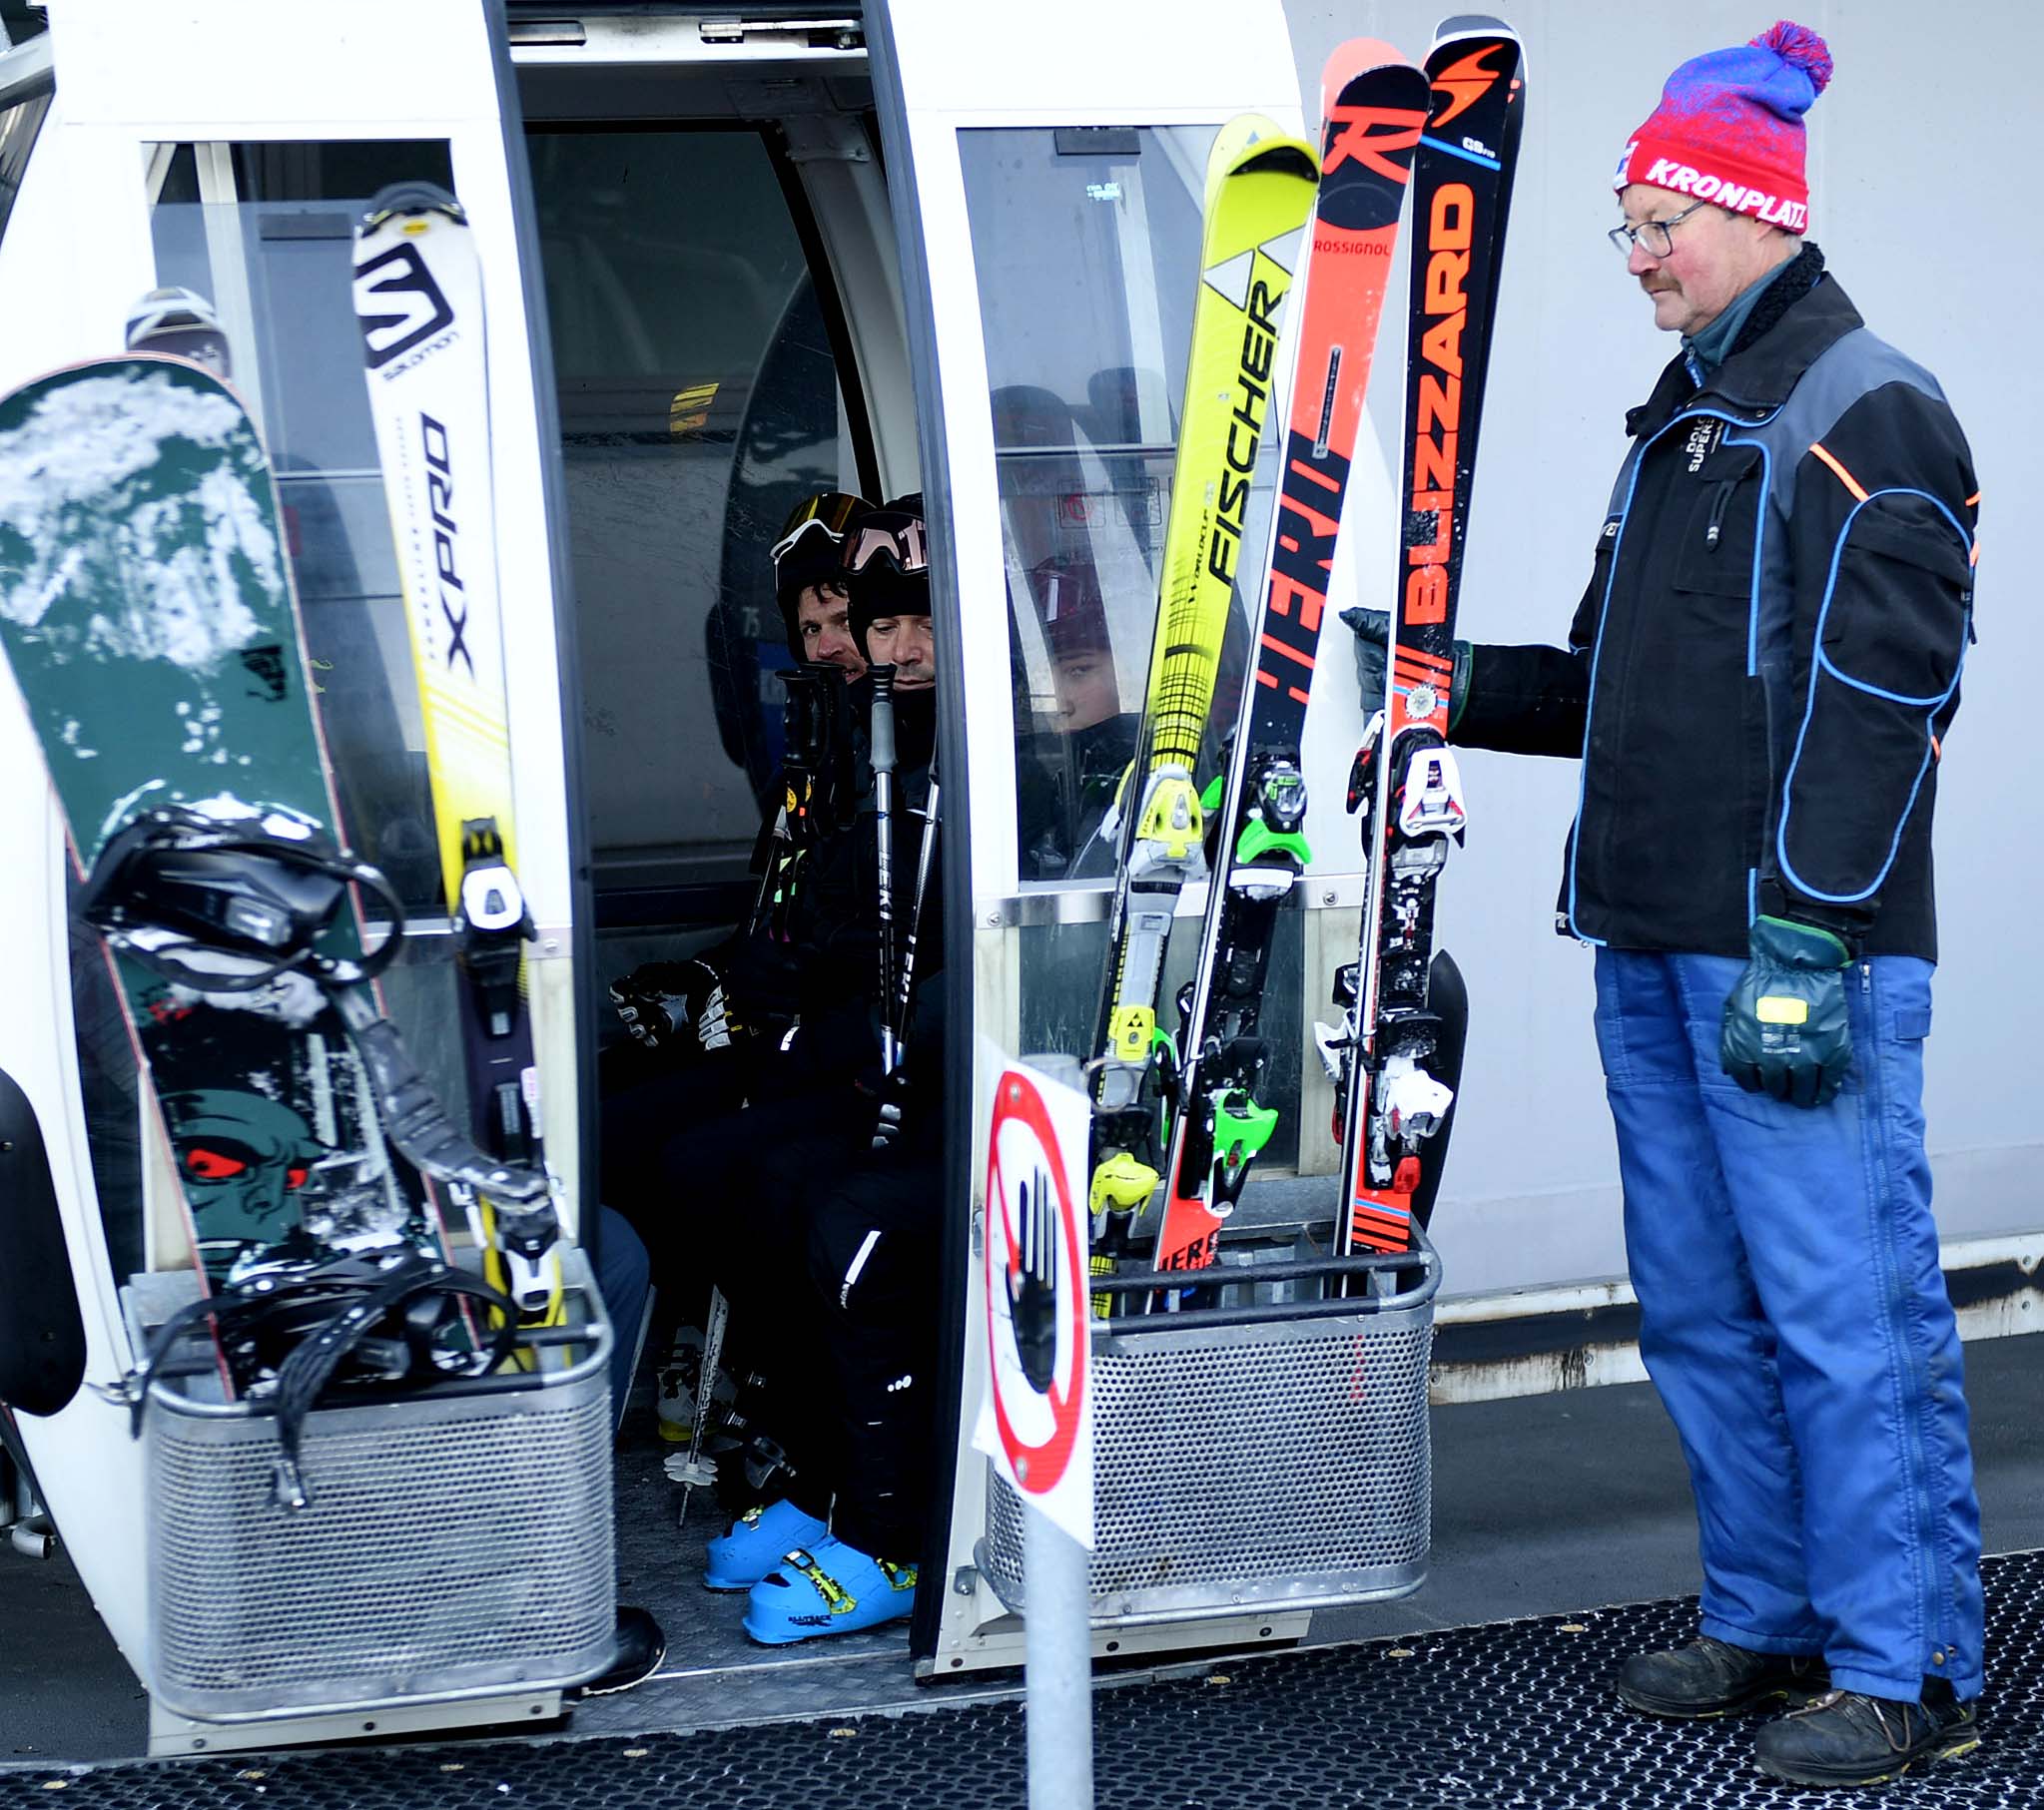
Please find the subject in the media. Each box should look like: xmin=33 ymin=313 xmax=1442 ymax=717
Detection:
xmin=1593 ymin=948 xmax=1981 ymax=1701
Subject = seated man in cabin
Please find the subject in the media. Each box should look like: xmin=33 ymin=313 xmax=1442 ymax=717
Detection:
xmin=605 ymin=488 xmax=873 ymax=1091
xmin=695 ymin=495 xmax=949 ymax=1644
xmin=596 ymin=492 xmax=874 ymax=1424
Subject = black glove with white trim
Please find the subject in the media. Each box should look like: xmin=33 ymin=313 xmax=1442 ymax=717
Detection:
xmin=608 ymin=958 xmax=744 ymax=1057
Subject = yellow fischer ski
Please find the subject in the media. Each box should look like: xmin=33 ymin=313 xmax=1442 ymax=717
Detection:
xmin=1086 ymin=119 xmax=1318 ymax=1300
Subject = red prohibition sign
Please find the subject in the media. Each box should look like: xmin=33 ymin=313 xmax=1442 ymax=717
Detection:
xmin=986 ymin=1069 xmax=1087 ymax=1495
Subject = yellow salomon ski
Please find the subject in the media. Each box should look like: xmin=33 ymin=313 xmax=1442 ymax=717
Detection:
xmin=353 ymin=183 xmax=563 ymax=1341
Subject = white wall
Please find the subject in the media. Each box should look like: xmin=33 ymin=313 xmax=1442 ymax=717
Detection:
xmin=1282 ymin=1 xmax=2043 ymax=1295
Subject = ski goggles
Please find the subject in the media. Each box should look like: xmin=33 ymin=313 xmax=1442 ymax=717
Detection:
xmin=770 ymin=491 xmax=870 ymax=570
xmin=841 ymin=508 xmax=928 ymax=580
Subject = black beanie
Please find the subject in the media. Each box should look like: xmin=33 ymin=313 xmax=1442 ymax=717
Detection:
xmin=843 ymin=493 xmax=929 ymax=655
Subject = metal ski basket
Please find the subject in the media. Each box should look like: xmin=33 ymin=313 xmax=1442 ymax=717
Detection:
xmin=980 ymin=1231 xmax=1439 ymax=1622
xmin=124 ymin=1251 xmax=615 ymax=1722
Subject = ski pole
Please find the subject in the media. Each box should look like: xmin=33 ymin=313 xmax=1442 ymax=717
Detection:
xmin=746 ymin=671 xmax=814 ymax=939
xmin=671 ymin=1287 xmax=729 ymax=1525
xmin=750 ymin=664 xmax=846 ymax=939
xmin=875 ymin=756 xmax=940 ymax=1149
xmin=868 ymin=664 xmax=900 ymax=1075
xmin=891 ymin=755 xmax=940 ymax=1049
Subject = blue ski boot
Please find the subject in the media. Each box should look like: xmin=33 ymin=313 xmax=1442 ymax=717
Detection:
xmin=741 ymin=1535 xmax=918 ymax=1644
xmin=703 ymin=1498 xmax=828 ymax=1592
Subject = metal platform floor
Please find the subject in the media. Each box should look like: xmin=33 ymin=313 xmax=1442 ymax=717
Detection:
xmin=8 ymin=1330 xmax=2043 ymax=1791
xmin=2 ymin=1548 xmax=2039 ymax=1807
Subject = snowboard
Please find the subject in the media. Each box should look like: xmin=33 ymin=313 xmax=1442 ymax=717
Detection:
xmin=1336 ymin=16 xmax=1524 ymax=1256
xmin=1147 ymin=42 xmax=1431 ymax=1283
xmin=0 ymin=355 xmax=444 ymax=1283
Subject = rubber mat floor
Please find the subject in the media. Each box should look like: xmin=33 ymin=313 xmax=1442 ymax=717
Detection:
xmin=4 ymin=1546 xmax=2038 ymax=1809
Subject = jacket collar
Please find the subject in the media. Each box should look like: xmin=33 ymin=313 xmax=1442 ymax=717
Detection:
xmin=1627 ymin=265 xmax=1864 ymax=436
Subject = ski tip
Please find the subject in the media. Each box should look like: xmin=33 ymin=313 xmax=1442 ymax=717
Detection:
xmin=1237 ymin=139 xmax=1322 ymax=185
xmin=1207 ymin=115 xmax=1318 ymax=190
xmin=360 ymin=180 xmax=465 ymax=233
xmin=1320 ymin=44 xmax=1432 ymax=158
xmin=1424 ymin=16 xmax=1526 ymax=95
xmin=1432 ymin=14 xmax=1520 ymax=43
xmin=1320 ymin=37 xmax=1417 ymax=88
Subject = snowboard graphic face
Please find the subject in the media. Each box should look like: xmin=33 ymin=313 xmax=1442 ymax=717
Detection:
xmin=141 ymin=976 xmax=421 ymax=1271
xmin=0 ymin=356 xmax=435 ymax=1278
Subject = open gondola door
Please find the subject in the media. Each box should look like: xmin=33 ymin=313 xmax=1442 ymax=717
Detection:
xmin=0 ymin=0 xmax=591 ymax=1745
xmin=858 ymin=0 xmax=1316 ymax=1679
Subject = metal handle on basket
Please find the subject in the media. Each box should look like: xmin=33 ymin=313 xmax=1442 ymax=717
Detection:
xmin=1086 ymin=1230 xmax=1441 ymax=1337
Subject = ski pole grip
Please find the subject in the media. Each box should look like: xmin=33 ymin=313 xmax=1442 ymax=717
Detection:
xmin=868 ymin=664 xmax=898 ymax=771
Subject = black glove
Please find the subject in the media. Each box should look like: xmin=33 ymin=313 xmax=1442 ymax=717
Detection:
xmin=607 ymin=958 xmax=744 ymax=1056
xmin=1720 ymin=915 xmax=1854 ymax=1108
xmin=1340 ymin=606 xmax=1472 ymax=727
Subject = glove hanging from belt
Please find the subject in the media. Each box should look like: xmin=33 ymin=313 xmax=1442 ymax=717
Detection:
xmin=1720 ymin=914 xmax=1854 ymax=1109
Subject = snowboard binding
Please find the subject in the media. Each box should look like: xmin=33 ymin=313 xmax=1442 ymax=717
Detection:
xmin=85 ymin=804 xmax=561 ymax=1284
xmin=101 ymin=1245 xmax=521 ymax=1509
xmin=80 ymin=804 xmax=405 ymax=992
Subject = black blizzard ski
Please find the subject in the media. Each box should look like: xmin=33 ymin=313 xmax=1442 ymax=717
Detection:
xmin=1328 ymin=15 xmax=1523 ymax=1257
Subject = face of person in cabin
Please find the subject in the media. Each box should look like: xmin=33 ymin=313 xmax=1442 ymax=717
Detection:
xmin=1050 ymin=646 xmax=1118 ymax=732
xmin=796 ymin=582 xmax=866 ymax=676
xmin=864 ymin=610 xmax=934 ymax=691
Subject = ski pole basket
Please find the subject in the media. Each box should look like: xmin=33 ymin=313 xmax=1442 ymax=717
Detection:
xmin=979 ymin=1230 xmax=1440 ymax=1624
xmin=122 ymin=1250 xmax=615 ymax=1723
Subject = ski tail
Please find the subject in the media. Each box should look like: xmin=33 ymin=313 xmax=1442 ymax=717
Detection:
xmin=352 ymin=182 xmax=562 ymax=1333
xmin=1084 ymin=116 xmax=1319 ymax=1289
xmin=1145 ymin=48 xmax=1429 ymax=1288
xmin=1340 ymin=17 xmax=1524 ymax=1258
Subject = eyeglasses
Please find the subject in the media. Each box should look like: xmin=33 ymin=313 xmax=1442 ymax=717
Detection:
xmin=770 ymin=491 xmax=869 ymax=569
xmin=1608 ymin=199 xmax=1710 ymax=260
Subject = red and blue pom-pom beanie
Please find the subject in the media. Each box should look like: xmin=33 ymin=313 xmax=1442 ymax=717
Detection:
xmin=1613 ymin=21 xmax=1833 ymax=234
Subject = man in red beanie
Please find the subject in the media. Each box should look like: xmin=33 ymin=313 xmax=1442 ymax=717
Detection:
xmin=1351 ymin=20 xmax=1982 ymax=1786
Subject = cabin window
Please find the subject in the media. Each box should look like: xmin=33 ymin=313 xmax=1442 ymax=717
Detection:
xmin=961 ymin=124 xmax=1264 ymax=888
xmin=144 ymin=139 xmax=458 ymax=921
xmin=957 ymin=124 xmax=1301 ymax=1163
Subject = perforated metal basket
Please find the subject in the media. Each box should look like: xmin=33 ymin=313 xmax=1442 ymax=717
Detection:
xmin=131 ymin=1255 xmax=616 ymax=1722
xmin=981 ymin=1238 xmax=1438 ymax=1623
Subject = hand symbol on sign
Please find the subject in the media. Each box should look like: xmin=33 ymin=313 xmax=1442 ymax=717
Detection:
xmin=1011 ymin=1168 xmax=1059 ymax=1393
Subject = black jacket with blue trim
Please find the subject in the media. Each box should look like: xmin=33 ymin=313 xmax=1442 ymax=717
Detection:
xmin=1453 ymin=250 xmax=1976 ymax=959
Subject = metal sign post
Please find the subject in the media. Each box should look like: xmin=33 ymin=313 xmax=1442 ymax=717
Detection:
xmin=977 ymin=1060 xmax=1096 ymax=1810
